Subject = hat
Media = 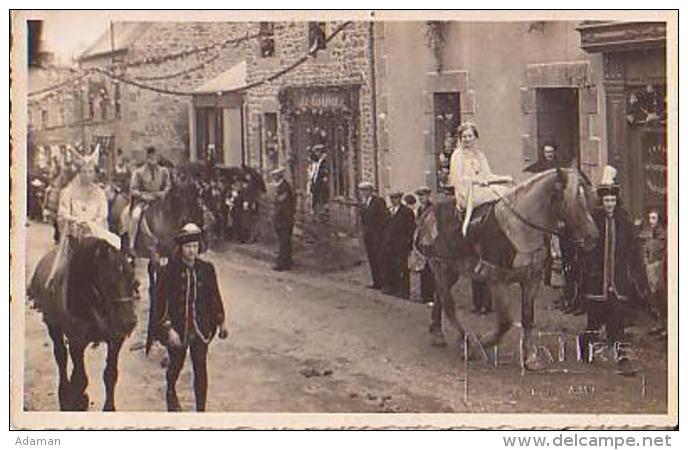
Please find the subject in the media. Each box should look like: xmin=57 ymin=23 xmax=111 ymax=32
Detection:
xmin=270 ymin=167 xmax=286 ymax=177
xmin=357 ymin=181 xmax=374 ymax=190
xmin=415 ymin=185 xmax=431 ymax=195
xmin=176 ymin=223 xmax=203 ymax=245
xmin=389 ymin=189 xmax=404 ymax=198
xmin=597 ymin=165 xmax=620 ymax=198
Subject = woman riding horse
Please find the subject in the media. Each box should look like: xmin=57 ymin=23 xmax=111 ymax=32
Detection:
xmin=417 ymin=156 xmax=599 ymax=369
xmin=28 ymin=157 xmax=137 ymax=411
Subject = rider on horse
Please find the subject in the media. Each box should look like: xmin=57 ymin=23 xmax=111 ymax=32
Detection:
xmin=127 ymin=146 xmax=171 ymax=252
xmin=449 ymin=122 xmax=515 ymax=237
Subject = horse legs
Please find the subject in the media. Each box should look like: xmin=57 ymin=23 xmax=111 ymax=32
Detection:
xmin=67 ymin=340 xmax=89 ymax=411
xmin=103 ymin=338 xmax=124 ymax=411
xmin=46 ymin=324 xmax=70 ymax=410
xmin=430 ymin=260 xmax=465 ymax=348
xmin=520 ymin=273 xmax=544 ymax=371
xmin=479 ymin=281 xmax=513 ymax=349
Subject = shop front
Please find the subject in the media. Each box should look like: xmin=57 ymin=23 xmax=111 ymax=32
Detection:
xmin=277 ymin=84 xmax=361 ymax=228
xmin=578 ymin=21 xmax=667 ymax=222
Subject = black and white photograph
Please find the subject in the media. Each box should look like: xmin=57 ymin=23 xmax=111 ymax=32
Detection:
xmin=9 ymin=9 xmax=677 ymax=431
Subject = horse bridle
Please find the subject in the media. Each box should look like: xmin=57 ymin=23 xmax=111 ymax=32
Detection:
xmin=488 ymin=185 xmax=565 ymax=238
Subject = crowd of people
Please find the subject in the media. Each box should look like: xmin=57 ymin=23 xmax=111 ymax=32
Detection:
xmin=353 ymin=122 xmax=668 ymax=368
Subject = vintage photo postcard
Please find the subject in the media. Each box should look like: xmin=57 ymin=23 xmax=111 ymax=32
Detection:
xmin=9 ymin=10 xmax=678 ymax=430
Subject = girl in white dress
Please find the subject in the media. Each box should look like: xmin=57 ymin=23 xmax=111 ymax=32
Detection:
xmin=449 ymin=122 xmax=515 ymax=235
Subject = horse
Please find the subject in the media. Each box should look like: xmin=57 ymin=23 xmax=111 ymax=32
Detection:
xmin=415 ymin=164 xmax=599 ymax=370
xmin=28 ymin=236 xmax=140 ymax=410
xmin=114 ymin=175 xmax=204 ymax=353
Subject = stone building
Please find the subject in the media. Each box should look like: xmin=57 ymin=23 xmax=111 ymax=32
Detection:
xmin=29 ymin=22 xmax=250 ymax=173
xmin=374 ymin=20 xmax=667 ymax=222
xmin=242 ymin=21 xmax=377 ymax=229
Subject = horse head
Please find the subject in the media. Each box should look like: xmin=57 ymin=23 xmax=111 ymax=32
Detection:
xmin=554 ymin=160 xmax=599 ymax=251
xmin=68 ymin=237 xmax=139 ymax=339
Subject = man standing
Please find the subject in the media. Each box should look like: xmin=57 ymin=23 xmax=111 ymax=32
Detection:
xmin=579 ymin=166 xmax=649 ymax=376
xmin=153 ymin=223 xmax=228 ymax=412
xmin=524 ymin=143 xmax=560 ymax=174
xmin=415 ymin=186 xmax=435 ymax=304
xmin=271 ymin=167 xmax=296 ymax=271
xmin=383 ymin=190 xmax=416 ymax=298
xmin=309 ymin=144 xmax=330 ymax=217
xmin=128 ymin=146 xmax=171 ymax=251
xmin=358 ymin=181 xmax=389 ymax=290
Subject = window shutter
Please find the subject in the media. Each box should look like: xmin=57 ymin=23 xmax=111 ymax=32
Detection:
xmin=521 ymin=87 xmax=537 ymax=163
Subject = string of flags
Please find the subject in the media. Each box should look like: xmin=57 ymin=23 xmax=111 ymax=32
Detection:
xmin=28 ymin=21 xmax=353 ymax=100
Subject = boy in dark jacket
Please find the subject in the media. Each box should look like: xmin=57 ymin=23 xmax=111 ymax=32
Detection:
xmin=154 ymin=223 xmax=228 ymax=411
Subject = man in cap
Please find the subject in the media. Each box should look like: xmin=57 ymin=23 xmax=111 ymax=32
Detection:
xmin=579 ymin=166 xmax=649 ymax=376
xmin=151 ymin=223 xmax=228 ymax=411
xmin=358 ymin=181 xmax=389 ymax=290
xmin=128 ymin=146 xmax=171 ymax=252
xmin=308 ymin=144 xmax=330 ymax=216
xmin=383 ymin=189 xmax=416 ymax=298
xmin=271 ymin=167 xmax=296 ymax=271
xmin=415 ymin=186 xmax=436 ymax=304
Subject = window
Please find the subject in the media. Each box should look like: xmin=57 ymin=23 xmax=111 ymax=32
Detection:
xmin=259 ymin=22 xmax=275 ymax=58
xmin=195 ymin=107 xmax=224 ymax=165
xmin=262 ymin=112 xmax=279 ymax=170
xmin=41 ymin=109 xmax=49 ymax=129
xmin=535 ymin=88 xmax=580 ymax=163
xmin=114 ymin=82 xmax=121 ymax=119
xmin=87 ymin=94 xmax=95 ymax=120
xmin=308 ymin=22 xmax=327 ymax=54
xmin=433 ymin=92 xmax=461 ymax=193
xmin=100 ymin=86 xmax=109 ymax=120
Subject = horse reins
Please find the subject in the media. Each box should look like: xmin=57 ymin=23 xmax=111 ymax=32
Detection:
xmin=488 ymin=185 xmax=564 ymax=238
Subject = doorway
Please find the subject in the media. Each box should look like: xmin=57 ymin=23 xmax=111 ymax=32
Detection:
xmin=535 ymin=88 xmax=580 ymax=163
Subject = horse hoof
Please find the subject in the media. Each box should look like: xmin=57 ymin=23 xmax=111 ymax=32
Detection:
xmin=431 ymin=334 xmax=448 ymax=347
xmin=103 ymin=403 xmax=115 ymax=412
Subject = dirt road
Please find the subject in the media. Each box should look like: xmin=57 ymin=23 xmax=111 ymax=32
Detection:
xmin=21 ymin=222 xmax=668 ymax=414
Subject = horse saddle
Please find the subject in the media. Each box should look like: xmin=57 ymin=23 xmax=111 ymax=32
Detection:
xmin=462 ymin=201 xmax=496 ymax=240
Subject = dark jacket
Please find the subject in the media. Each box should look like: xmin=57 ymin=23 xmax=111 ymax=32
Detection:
xmin=272 ymin=179 xmax=295 ymax=230
xmin=385 ymin=204 xmax=417 ymax=255
xmin=417 ymin=201 xmax=434 ymax=223
xmin=524 ymin=158 xmax=564 ymax=174
xmin=156 ymin=256 xmax=225 ymax=344
xmin=580 ymin=207 xmax=649 ymax=302
xmin=360 ymin=195 xmax=389 ymax=239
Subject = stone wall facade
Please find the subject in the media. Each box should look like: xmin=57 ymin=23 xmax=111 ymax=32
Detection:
xmin=243 ymin=21 xmax=375 ymax=229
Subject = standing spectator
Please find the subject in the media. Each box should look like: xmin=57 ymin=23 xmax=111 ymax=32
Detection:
xmin=309 ymin=144 xmax=330 ymax=218
xmin=151 ymin=223 xmax=228 ymax=412
xmin=270 ymin=167 xmax=295 ymax=271
xmin=639 ymin=209 xmax=668 ymax=337
xmin=383 ymin=190 xmax=416 ymax=299
xmin=524 ymin=143 xmax=562 ymax=174
xmin=415 ymin=186 xmax=435 ymax=304
xmin=358 ymin=181 xmax=389 ymax=290
xmin=579 ymin=166 xmax=649 ymax=376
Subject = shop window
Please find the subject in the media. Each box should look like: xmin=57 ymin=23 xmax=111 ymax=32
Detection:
xmin=259 ymin=22 xmax=275 ymax=58
xmin=535 ymin=88 xmax=580 ymax=163
xmin=433 ymin=92 xmax=461 ymax=193
xmin=308 ymin=22 xmax=327 ymax=54
xmin=195 ymin=107 xmax=224 ymax=165
xmin=263 ymin=112 xmax=279 ymax=170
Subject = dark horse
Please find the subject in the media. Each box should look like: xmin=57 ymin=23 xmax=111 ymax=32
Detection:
xmin=28 ymin=237 xmax=139 ymax=410
xmin=415 ymin=164 xmax=599 ymax=369
xmin=114 ymin=174 xmax=204 ymax=353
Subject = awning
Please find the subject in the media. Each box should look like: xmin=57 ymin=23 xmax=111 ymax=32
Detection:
xmin=194 ymin=61 xmax=247 ymax=94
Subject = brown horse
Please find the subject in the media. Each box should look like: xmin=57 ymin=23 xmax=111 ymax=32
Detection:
xmin=415 ymin=164 xmax=599 ymax=369
xmin=28 ymin=237 xmax=140 ymax=410
xmin=114 ymin=176 xmax=204 ymax=353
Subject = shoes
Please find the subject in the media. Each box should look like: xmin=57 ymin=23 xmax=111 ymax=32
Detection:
xmin=381 ymin=288 xmax=397 ymax=296
xmin=272 ymin=265 xmax=292 ymax=271
xmin=366 ymin=284 xmax=381 ymax=290
xmin=166 ymin=389 xmax=181 ymax=412
xmin=479 ymin=307 xmax=492 ymax=316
